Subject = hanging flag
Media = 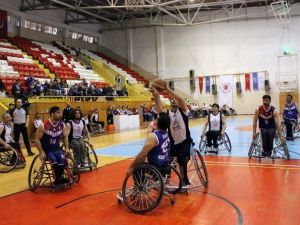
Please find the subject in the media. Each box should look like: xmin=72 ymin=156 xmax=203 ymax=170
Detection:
xmin=205 ymin=76 xmax=210 ymax=93
xmin=252 ymin=72 xmax=259 ymax=91
xmin=258 ymin=72 xmax=265 ymax=91
xmin=218 ymin=75 xmax=233 ymax=107
xmin=245 ymin=73 xmax=251 ymax=91
xmin=199 ymin=77 xmax=204 ymax=93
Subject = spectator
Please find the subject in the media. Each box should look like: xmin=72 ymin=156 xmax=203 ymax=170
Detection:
xmin=0 ymin=79 xmax=5 ymax=93
xmin=82 ymin=114 xmax=91 ymax=132
xmin=31 ymin=113 xmax=43 ymax=142
xmin=35 ymin=80 xmax=43 ymax=96
xmin=25 ymin=75 xmax=35 ymax=86
xmin=62 ymin=103 xmax=73 ymax=123
xmin=91 ymin=109 xmax=105 ymax=132
xmin=115 ymin=74 xmax=122 ymax=90
xmin=7 ymin=103 xmax=15 ymax=115
xmin=43 ymin=80 xmax=52 ymax=96
xmin=53 ymin=80 xmax=62 ymax=96
xmin=12 ymin=79 xmax=22 ymax=98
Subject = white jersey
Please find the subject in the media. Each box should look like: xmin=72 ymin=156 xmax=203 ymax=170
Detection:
xmin=0 ymin=122 xmax=13 ymax=143
xmin=69 ymin=120 xmax=84 ymax=139
xmin=168 ymin=109 xmax=189 ymax=145
xmin=209 ymin=113 xmax=222 ymax=131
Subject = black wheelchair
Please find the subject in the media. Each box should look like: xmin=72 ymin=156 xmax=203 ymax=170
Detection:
xmin=248 ymin=132 xmax=290 ymax=161
xmin=199 ymin=132 xmax=232 ymax=154
xmin=118 ymin=163 xmax=182 ymax=214
xmin=280 ymin=120 xmax=300 ymax=139
xmin=69 ymin=140 xmax=98 ymax=172
xmin=0 ymin=146 xmax=26 ymax=173
xmin=28 ymin=153 xmax=80 ymax=191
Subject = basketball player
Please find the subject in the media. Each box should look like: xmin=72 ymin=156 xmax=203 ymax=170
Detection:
xmin=66 ymin=109 xmax=92 ymax=167
xmin=252 ymin=95 xmax=284 ymax=157
xmin=152 ymin=86 xmax=192 ymax=187
xmin=35 ymin=106 xmax=70 ymax=185
xmin=282 ymin=95 xmax=299 ymax=140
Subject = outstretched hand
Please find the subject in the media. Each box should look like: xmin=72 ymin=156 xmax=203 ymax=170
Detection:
xmin=150 ymin=87 xmax=160 ymax=97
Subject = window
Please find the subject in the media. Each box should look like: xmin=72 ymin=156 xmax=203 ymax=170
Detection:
xmin=30 ymin=22 xmax=37 ymax=30
xmin=83 ymin=35 xmax=88 ymax=42
xmin=37 ymin=24 xmax=42 ymax=32
xmin=24 ymin=20 xmax=30 ymax=28
xmin=88 ymin=37 xmax=93 ymax=43
xmin=72 ymin=32 xmax=77 ymax=39
xmin=52 ymin=27 xmax=57 ymax=35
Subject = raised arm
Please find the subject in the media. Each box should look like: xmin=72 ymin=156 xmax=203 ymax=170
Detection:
xmin=151 ymin=88 xmax=165 ymax=113
xmin=166 ymin=87 xmax=188 ymax=113
xmin=252 ymin=109 xmax=259 ymax=139
xmin=127 ymin=134 xmax=157 ymax=176
xmin=35 ymin=124 xmax=45 ymax=161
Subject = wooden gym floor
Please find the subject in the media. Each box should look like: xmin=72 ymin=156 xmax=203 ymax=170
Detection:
xmin=0 ymin=116 xmax=300 ymax=225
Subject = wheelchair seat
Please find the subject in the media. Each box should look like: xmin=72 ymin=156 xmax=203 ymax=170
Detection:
xmin=199 ymin=132 xmax=232 ymax=154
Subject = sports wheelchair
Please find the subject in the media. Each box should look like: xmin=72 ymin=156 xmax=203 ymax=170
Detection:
xmin=118 ymin=144 xmax=208 ymax=214
xmin=280 ymin=120 xmax=300 ymax=139
xmin=68 ymin=140 xmax=98 ymax=171
xmin=0 ymin=146 xmax=26 ymax=173
xmin=248 ymin=132 xmax=290 ymax=161
xmin=28 ymin=153 xmax=80 ymax=191
xmin=199 ymin=132 xmax=232 ymax=154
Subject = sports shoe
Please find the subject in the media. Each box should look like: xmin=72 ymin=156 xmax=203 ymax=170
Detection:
xmin=28 ymin=152 xmax=35 ymax=156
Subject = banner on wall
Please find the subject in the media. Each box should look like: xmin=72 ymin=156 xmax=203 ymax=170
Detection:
xmin=205 ymin=76 xmax=210 ymax=93
xmin=252 ymin=72 xmax=259 ymax=91
xmin=245 ymin=73 xmax=251 ymax=91
xmin=199 ymin=77 xmax=204 ymax=93
xmin=218 ymin=75 xmax=233 ymax=107
xmin=0 ymin=10 xmax=7 ymax=38
xmin=258 ymin=72 xmax=265 ymax=91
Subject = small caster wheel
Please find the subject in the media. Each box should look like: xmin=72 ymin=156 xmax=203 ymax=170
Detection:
xmin=215 ymin=151 xmax=218 ymax=155
xmin=117 ymin=199 xmax=122 ymax=204
xmin=170 ymin=199 xmax=175 ymax=205
xmin=204 ymin=151 xmax=207 ymax=154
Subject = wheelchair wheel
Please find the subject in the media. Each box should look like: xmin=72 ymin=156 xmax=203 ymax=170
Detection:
xmin=121 ymin=163 xmax=164 ymax=214
xmin=274 ymin=137 xmax=290 ymax=160
xmin=248 ymin=134 xmax=260 ymax=158
xmin=199 ymin=136 xmax=207 ymax=153
xmin=66 ymin=154 xmax=80 ymax=184
xmin=28 ymin=155 xmax=45 ymax=191
xmin=0 ymin=147 xmax=19 ymax=173
xmin=223 ymin=133 xmax=232 ymax=152
xmin=192 ymin=149 xmax=208 ymax=188
xmin=84 ymin=142 xmax=98 ymax=169
xmin=164 ymin=167 xmax=182 ymax=194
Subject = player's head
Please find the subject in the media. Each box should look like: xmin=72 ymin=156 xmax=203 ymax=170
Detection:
xmin=49 ymin=106 xmax=62 ymax=122
xmin=8 ymin=103 xmax=14 ymax=110
xmin=157 ymin=112 xmax=170 ymax=131
xmin=286 ymin=94 xmax=293 ymax=104
xmin=71 ymin=108 xmax=82 ymax=120
xmin=35 ymin=113 xmax=41 ymax=119
xmin=2 ymin=113 xmax=11 ymax=123
xmin=211 ymin=103 xmax=220 ymax=113
xmin=170 ymin=99 xmax=178 ymax=112
xmin=15 ymin=98 xmax=22 ymax=109
xmin=153 ymin=113 xmax=158 ymax=121
xmin=262 ymin=95 xmax=271 ymax=107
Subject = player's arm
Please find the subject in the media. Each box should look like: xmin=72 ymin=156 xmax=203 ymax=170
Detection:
xmin=25 ymin=109 xmax=29 ymax=127
xmin=221 ymin=117 xmax=227 ymax=134
xmin=151 ymin=88 xmax=165 ymax=113
xmin=127 ymin=134 xmax=158 ymax=176
xmin=35 ymin=124 xmax=45 ymax=161
xmin=296 ymin=103 xmax=300 ymax=118
xmin=274 ymin=111 xmax=284 ymax=138
xmin=166 ymin=86 xmax=189 ymax=113
xmin=201 ymin=120 xmax=208 ymax=136
xmin=252 ymin=109 xmax=259 ymax=139
xmin=84 ymin=124 xmax=93 ymax=147
xmin=63 ymin=123 xmax=70 ymax=152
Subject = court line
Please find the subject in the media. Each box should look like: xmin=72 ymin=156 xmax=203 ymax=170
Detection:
xmin=204 ymin=160 xmax=300 ymax=168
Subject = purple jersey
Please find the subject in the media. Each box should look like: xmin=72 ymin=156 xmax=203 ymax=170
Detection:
xmin=41 ymin=119 xmax=64 ymax=152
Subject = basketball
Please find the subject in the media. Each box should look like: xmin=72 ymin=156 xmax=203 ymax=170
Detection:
xmin=152 ymin=79 xmax=167 ymax=92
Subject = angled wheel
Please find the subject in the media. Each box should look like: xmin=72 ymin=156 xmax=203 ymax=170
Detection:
xmin=193 ymin=149 xmax=209 ymax=188
xmin=66 ymin=154 xmax=80 ymax=184
xmin=121 ymin=163 xmax=164 ymax=214
xmin=199 ymin=136 xmax=207 ymax=153
xmin=248 ymin=134 xmax=260 ymax=158
xmin=28 ymin=155 xmax=44 ymax=191
xmin=223 ymin=133 xmax=232 ymax=152
xmin=84 ymin=142 xmax=98 ymax=169
xmin=0 ymin=147 xmax=19 ymax=173
xmin=164 ymin=167 xmax=182 ymax=194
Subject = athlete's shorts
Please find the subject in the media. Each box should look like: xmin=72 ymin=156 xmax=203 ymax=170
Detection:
xmin=46 ymin=150 xmax=66 ymax=166
xmin=170 ymin=139 xmax=192 ymax=165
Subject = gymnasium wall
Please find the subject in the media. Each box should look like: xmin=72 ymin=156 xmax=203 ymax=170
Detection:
xmin=101 ymin=15 xmax=300 ymax=114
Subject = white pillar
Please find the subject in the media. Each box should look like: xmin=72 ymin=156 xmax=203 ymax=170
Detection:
xmin=155 ymin=26 xmax=165 ymax=79
xmin=127 ymin=29 xmax=133 ymax=67
xmin=64 ymin=27 xmax=70 ymax=46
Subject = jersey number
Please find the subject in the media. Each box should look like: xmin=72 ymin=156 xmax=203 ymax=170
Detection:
xmin=161 ymin=140 xmax=169 ymax=153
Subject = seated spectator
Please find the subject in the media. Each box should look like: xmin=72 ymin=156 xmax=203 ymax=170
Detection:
xmin=83 ymin=114 xmax=91 ymax=133
xmin=150 ymin=103 xmax=157 ymax=119
xmin=28 ymin=82 xmax=37 ymax=96
xmin=12 ymin=79 xmax=22 ymax=98
xmin=35 ymin=80 xmax=43 ymax=96
xmin=142 ymin=104 xmax=153 ymax=122
xmin=222 ymin=104 xmax=230 ymax=116
xmin=25 ymin=75 xmax=35 ymax=86
xmin=43 ymin=80 xmax=52 ymax=96
xmin=53 ymin=80 xmax=62 ymax=96
xmin=90 ymin=109 xmax=105 ymax=133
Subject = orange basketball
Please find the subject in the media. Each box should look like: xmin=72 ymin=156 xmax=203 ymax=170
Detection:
xmin=152 ymin=79 xmax=167 ymax=92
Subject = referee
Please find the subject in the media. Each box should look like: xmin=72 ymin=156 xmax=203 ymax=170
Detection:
xmin=11 ymin=98 xmax=34 ymax=156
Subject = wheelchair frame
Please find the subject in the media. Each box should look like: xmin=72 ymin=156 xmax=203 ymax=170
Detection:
xmin=281 ymin=120 xmax=300 ymax=139
xmin=199 ymin=132 xmax=232 ymax=154
xmin=0 ymin=146 xmax=26 ymax=173
xmin=248 ymin=132 xmax=290 ymax=161
xmin=28 ymin=153 xmax=80 ymax=192
xmin=118 ymin=163 xmax=181 ymax=214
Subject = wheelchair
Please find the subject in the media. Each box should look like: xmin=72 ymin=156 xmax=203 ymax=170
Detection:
xmin=28 ymin=153 xmax=80 ymax=192
xmin=199 ymin=132 xmax=232 ymax=154
xmin=248 ymin=132 xmax=290 ymax=161
xmin=118 ymin=163 xmax=182 ymax=214
xmin=280 ymin=120 xmax=300 ymax=139
xmin=69 ymin=140 xmax=98 ymax=171
xmin=0 ymin=146 xmax=26 ymax=173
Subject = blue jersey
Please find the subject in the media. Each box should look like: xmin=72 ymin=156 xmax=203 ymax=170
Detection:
xmin=283 ymin=103 xmax=298 ymax=120
xmin=258 ymin=105 xmax=276 ymax=129
xmin=41 ymin=119 xmax=64 ymax=152
xmin=147 ymin=130 xmax=170 ymax=166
